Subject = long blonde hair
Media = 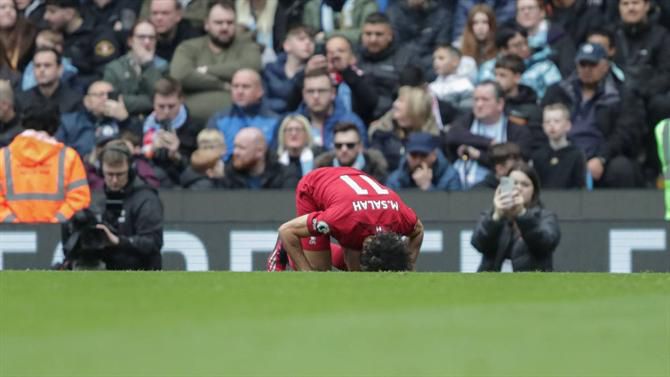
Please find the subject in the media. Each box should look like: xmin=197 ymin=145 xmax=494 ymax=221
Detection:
xmin=395 ymin=86 xmax=438 ymax=138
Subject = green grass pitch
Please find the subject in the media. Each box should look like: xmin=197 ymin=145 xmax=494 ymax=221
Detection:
xmin=1 ymin=272 xmax=668 ymax=377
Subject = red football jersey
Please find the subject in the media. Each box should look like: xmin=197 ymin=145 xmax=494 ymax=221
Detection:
xmin=300 ymin=167 xmax=418 ymax=249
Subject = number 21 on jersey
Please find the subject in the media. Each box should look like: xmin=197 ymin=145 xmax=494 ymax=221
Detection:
xmin=340 ymin=175 xmax=389 ymax=195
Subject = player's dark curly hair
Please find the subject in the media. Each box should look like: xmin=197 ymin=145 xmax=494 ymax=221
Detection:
xmin=360 ymin=232 xmax=410 ymax=271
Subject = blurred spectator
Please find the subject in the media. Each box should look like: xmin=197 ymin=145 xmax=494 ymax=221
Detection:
xmin=479 ymin=25 xmax=562 ymax=99
xmin=221 ymin=127 xmax=298 ymax=189
xmin=21 ymin=29 xmax=79 ymax=91
xmin=514 ymin=0 xmax=576 ymax=76
xmin=547 ymin=0 xmax=605 ymax=46
xmin=585 ymin=27 xmax=626 ymax=83
xmin=471 ymin=142 xmax=523 ymax=189
xmin=453 ymin=0 xmax=517 ymax=45
xmin=471 ymin=162 xmax=560 ymax=272
xmin=369 ymin=85 xmax=440 ymax=171
xmin=316 ymin=122 xmax=387 ymax=182
xmin=170 ymin=0 xmax=262 ymax=124
xmin=16 ymin=0 xmax=47 ymax=27
xmin=387 ymin=0 xmax=452 ymax=72
xmin=542 ymin=42 xmax=644 ymax=188
xmin=0 ymin=44 xmax=20 ymax=88
xmin=180 ymin=128 xmax=226 ymax=189
xmin=57 ymin=80 xmax=131 ymax=157
xmin=15 ymin=47 xmax=83 ymax=114
xmin=295 ymin=68 xmax=367 ymax=150
xmin=0 ymin=103 xmax=90 ymax=223
xmin=613 ymin=0 xmax=670 ymax=126
xmin=429 ymin=45 xmax=475 ymax=113
xmin=386 ymin=132 xmax=461 ymax=191
xmin=142 ymin=77 xmax=201 ymax=187
xmin=302 ymin=0 xmax=378 ymax=44
xmin=0 ymin=80 xmax=21 ymax=147
xmin=103 ymin=20 xmax=169 ymax=120
xmin=81 ymin=0 xmax=140 ymax=43
xmin=457 ymin=4 xmax=499 ymax=66
xmin=493 ymin=54 xmax=543 ymax=149
xmin=262 ymin=24 xmax=315 ymax=115
xmin=85 ymin=129 xmax=159 ymax=191
xmin=276 ymin=114 xmax=322 ymax=179
xmin=236 ymin=0 xmax=279 ymax=65
xmin=531 ymin=103 xmax=586 ymax=188
xmin=182 ymin=148 xmax=225 ymax=189
xmin=147 ymin=0 xmax=203 ymax=61
xmin=444 ymin=81 xmax=532 ymax=189
xmin=44 ymin=0 xmax=121 ymax=86
xmin=290 ymin=35 xmax=378 ymax=124
xmin=206 ymin=68 xmax=280 ymax=161
xmin=0 ymin=0 xmax=37 ymax=71
xmin=141 ymin=0 xmax=209 ymax=31
xmin=356 ymin=12 xmax=420 ymax=121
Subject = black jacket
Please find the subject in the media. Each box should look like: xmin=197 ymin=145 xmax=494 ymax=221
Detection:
xmin=549 ymin=0 xmax=606 ymax=46
xmin=357 ymin=41 xmax=420 ymax=120
xmin=221 ymin=153 xmax=299 ymax=189
xmin=62 ymin=17 xmax=122 ymax=85
xmin=179 ymin=166 xmax=218 ymax=190
xmin=531 ymin=144 xmax=586 ymax=189
xmin=15 ymin=84 xmax=83 ymax=115
xmin=506 ymin=84 xmax=544 ymax=152
xmin=101 ymin=177 xmax=163 ymax=270
xmin=541 ymin=72 xmax=644 ymax=160
xmin=387 ymin=0 xmax=452 ymax=72
xmin=155 ymin=20 xmax=203 ymax=62
xmin=443 ymin=112 xmax=533 ymax=167
xmin=0 ymin=114 xmax=22 ymax=148
xmin=613 ymin=19 xmax=670 ymax=99
xmin=471 ymin=207 xmax=560 ymax=272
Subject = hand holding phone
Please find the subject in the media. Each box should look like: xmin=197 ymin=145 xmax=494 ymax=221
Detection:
xmin=499 ymin=176 xmax=515 ymax=195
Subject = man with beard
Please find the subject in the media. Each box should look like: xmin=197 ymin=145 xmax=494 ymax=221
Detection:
xmin=170 ymin=0 xmax=261 ymax=124
xmin=221 ymin=127 xmax=298 ymax=189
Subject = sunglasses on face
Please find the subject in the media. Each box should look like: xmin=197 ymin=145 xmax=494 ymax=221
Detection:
xmin=334 ymin=142 xmax=358 ymax=150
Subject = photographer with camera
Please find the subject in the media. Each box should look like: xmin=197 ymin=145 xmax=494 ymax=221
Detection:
xmin=63 ymin=140 xmax=163 ymax=270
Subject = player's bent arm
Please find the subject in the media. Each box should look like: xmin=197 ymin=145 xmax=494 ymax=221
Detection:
xmin=408 ymin=219 xmax=424 ymax=271
xmin=278 ymin=214 xmax=313 ymax=271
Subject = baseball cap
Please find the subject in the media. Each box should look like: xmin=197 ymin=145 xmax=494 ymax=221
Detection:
xmin=95 ymin=124 xmax=120 ymax=147
xmin=575 ymin=43 xmax=607 ymax=64
xmin=405 ymin=132 xmax=439 ymax=154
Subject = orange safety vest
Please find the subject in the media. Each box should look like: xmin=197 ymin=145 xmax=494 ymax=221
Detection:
xmin=0 ymin=131 xmax=91 ymax=223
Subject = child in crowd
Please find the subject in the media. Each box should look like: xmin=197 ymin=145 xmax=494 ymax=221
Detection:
xmin=531 ymin=104 xmax=586 ymax=189
xmin=180 ymin=129 xmax=226 ymax=189
xmin=428 ymin=45 xmax=474 ymax=113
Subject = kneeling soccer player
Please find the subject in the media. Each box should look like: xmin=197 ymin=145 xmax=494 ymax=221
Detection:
xmin=267 ymin=167 xmax=424 ymax=271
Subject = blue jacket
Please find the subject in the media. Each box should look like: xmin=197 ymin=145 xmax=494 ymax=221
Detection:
xmin=206 ymin=100 xmax=280 ymax=161
xmin=57 ymin=111 xmax=125 ymax=157
xmin=295 ymin=98 xmax=368 ymax=150
xmin=262 ymin=53 xmax=299 ymax=115
xmin=386 ymin=149 xmax=462 ymax=191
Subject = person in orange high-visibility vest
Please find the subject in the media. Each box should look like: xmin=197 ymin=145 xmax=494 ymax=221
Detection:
xmin=0 ymin=104 xmax=90 ymax=223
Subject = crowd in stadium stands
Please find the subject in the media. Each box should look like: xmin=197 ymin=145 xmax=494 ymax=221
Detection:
xmin=2 ymin=0 xmax=670 ymax=224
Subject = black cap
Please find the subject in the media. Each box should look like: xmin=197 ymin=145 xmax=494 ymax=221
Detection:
xmin=45 ymin=0 xmax=80 ymax=10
